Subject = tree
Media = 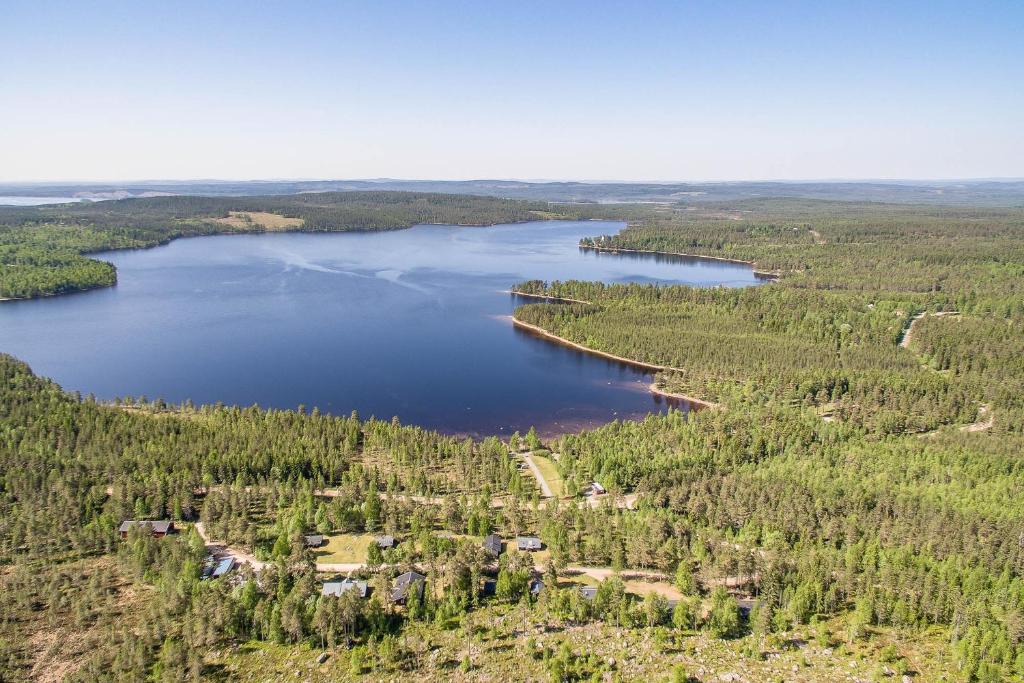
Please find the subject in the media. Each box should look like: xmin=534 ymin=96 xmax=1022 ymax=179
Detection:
xmin=673 ymin=598 xmax=695 ymax=632
xmin=367 ymin=541 xmax=384 ymax=569
xmin=706 ymin=588 xmax=740 ymax=639
xmin=643 ymin=592 xmax=668 ymax=627
xmin=525 ymin=427 xmax=541 ymax=451
xmin=674 ymin=561 xmax=696 ymax=595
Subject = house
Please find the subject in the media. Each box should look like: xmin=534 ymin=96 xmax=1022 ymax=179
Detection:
xmin=737 ymin=598 xmax=760 ymax=617
xmin=587 ymin=482 xmax=606 ymax=496
xmin=529 ymin=578 xmax=545 ymax=596
xmin=516 ymin=536 xmax=543 ymax=552
xmin=391 ymin=571 xmax=426 ymax=604
xmin=118 ymin=520 xmax=174 ymax=539
xmin=482 ymin=534 xmax=502 ymax=557
xmin=211 ymin=557 xmax=235 ymax=578
xmin=579 ymin=586 xmax=598 ymax=601
xmin=375 ymin=535 xmax=396 ymax=549
xmin=322 ymin=578 xmax=369 ymax=598
xmin=303 ymin=534 xmax=325 ymax=548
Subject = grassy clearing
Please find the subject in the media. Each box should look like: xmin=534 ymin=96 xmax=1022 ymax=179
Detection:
xmin=212 ymin=211 xmax=304 ymax=231
xmin=530 ymin=452 xmax=565 ymax=497
xmin=315 ymin=533 xmax=377 ymax=564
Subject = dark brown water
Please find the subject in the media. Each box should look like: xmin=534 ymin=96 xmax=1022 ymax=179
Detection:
xmin=0 ymin=221 xmax=761 ymax=436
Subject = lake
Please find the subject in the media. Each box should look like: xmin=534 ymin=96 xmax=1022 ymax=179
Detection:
xmin=0 ymin=221 xmax=761 ymax=436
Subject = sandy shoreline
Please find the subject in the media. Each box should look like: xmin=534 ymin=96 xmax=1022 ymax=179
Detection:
xmin=506 ymin=290 xmax=593 ymax=305
xmin=511 ymin=315 xmax=717 ymax=409
xmin=579 ymin=244 xmax=779 ymax=279
xmin=647 ymin=382 xmax=718 ymax=409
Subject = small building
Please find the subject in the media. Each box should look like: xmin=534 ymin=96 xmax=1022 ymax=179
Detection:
xmin=482 ymin=534 xmax=502 ymax=557
xmin=737 ymin=598 xmax=760 ymax=617
xmin=375 ymin=535 xmax=396 ymax=549
xmin=587 ymin=482 xmax=606 ymax=496
xmin=391 ymin=571 xmax=426 ymax=604
xmin=529 ymin=578 xmax=545 ymax=596
xmin=118 ymin=520 xmax=174 ymax=539
xmin=322 ymin=578 xmax=368 ymax=598
xmin=516 ymin=536 xmax=543 ymax=552
xmin=579 ymin=586 xmax=598 ymax=601
xmin=211 ymin=557 xmax=235 ymax=578
xmin=303 ymin=534 xmax=325 ymax=548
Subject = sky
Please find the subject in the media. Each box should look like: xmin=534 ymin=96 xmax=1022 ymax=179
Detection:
xmin=2 ymin=1 xmax=1022 ymax=182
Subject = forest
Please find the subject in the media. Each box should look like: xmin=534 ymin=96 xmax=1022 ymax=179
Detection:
xmin=0 ymin=192 xmax=568 ymax=299
xmin=1 ymin=195 xmax=1024 ymax=681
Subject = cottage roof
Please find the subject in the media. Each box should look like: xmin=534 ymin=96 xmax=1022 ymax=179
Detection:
xmin=482 ymin=534 xmax=502 ymax=556
xmin=323 ymin=579 xmax=368 ymax=598
xmin=516 ymin=536 xmax=542 ymax=550
xmin=118 ymin=520 xmax=173 ymax=534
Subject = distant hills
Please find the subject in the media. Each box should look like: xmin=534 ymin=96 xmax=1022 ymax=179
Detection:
xmin=3 ymin=178 xmax=1024 ymax=206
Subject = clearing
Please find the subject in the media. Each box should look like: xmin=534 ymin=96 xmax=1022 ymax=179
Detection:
xmin=212 ymin=211 xmax=304 ymax=231
xmin=525 ymin=451 xmax=564 ymax=497
xmin=315 ymin=532 xmax=377 ymax=565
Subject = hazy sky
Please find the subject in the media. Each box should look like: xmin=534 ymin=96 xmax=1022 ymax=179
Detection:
xmin=2 ymin=1 xmax=1022 ymax=182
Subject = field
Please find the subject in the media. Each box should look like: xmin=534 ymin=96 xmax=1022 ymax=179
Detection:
xmin=528 ymin=452 xmax=565 ymax=497
xmin=315 ymin=533 xmax=378 ymax=565
xmin=212 ymin=211 xmax=304 ymax=231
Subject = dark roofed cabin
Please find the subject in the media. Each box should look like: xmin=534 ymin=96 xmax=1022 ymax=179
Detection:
xmin=391 ymin=571 xmax=426 ymax=604
xmin=375 ymin=535 xmax=396 ymax=549
xmin=482 ymin=534 xmax=502 ymax=557
xmin=118 ymin=520 xmax=174 ymax=539
xmin=303 ymin=534 xmax=325 ymax=548
xmin=516 ymin=536 xmax=543 ymax=551
xmin=580 ymin=586 xmax=598 ymax=601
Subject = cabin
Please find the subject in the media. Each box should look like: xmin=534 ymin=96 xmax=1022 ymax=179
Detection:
xmin=579 ymin=586 xmax=598 ymax=601
xmin=737 ymin=598 xmax=760 ymax=617
xmin=586 ymin=482 xmax=606 ymax=497
xmin=391 ymin=571 xmax=426 ymax=604
xmin=375 ymin=535 xmax=396 ymax=549
xmin=516 ymin=536 xmax=543 ymax=552
xmin=118 ymin=520 xmax=174 ymax=539
xmin=303 ymin=534 xmax=325 ymax=548
xmin=482 ymin=534 xmax=502 ymax=557
xmin=322 ymin=578 xmax=368 ymax=598
xmin=211 ymin=557 xmax=235 ymax=579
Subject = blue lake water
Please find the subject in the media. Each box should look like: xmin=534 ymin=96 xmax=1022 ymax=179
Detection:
xmin=0 ymin=221 xmax=761 ymax=436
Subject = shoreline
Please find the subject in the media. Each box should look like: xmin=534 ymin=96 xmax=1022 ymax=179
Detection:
xmin=506 ymin=290 xmax=592 ymax=305
xmin=0 ymin=282 xmax=115 ymax=303
xmin=579 ymin=244 xmax=780 ymax=279
xmin=647 ymin=382 xmax=718 ymax=409
xmin=511 ymin=315 xmax=718 ymax=409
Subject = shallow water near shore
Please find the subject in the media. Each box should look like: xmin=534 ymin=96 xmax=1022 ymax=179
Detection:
xmin=0 ymin=221 xmax=761 ymax=436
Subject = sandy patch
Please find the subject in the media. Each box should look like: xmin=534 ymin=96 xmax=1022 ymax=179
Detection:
xmin=213 ymin=211 xmax=303 ymax=231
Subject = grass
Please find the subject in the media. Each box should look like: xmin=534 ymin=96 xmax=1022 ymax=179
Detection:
xmin=529 ymin=452 xmax=565 ymax=497
xmin=315 ymin=533 xmax=377 ymax=564
xmin=556 ymin=572 xmax=683 ymax=601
